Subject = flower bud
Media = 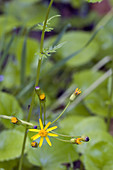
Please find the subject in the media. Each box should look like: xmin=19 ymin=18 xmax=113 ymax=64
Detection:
xmin=11 ymin=117 xmax=18 ymax=124
xmin=74 ymin=88 xmax=81 ymax=95
xmin=69 ymin=88 xmax=81 ymax=102
xmin=35 ymin=86 xmax=41 ymax=96
xmin=39 ymin=93 xmax=46 ymax=102
xmin=31 ymin=141 xmax=38 ymax=148
xmin=81 ymin=135 xmax=90 ymax=142
xmin=34 ymin=125 xmax=37 ymax=129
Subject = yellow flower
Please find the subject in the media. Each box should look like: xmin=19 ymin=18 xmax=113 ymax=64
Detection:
xmin=29 ymin=119 xmax=58 ymax=147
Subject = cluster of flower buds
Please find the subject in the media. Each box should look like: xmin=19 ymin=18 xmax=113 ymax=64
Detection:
xmin=70 ymin=135 xmax=89 ymax=145
xmin=35 ymin=86 xmax=46 ymax=102
xmin=69 ymin=88 xmax=81 ymax=102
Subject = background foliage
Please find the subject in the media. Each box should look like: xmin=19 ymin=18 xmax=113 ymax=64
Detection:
xmin=0 ymin=0 xmax=113 ymax=169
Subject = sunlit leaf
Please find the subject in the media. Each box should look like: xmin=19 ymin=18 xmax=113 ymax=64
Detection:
xmin=0 ymin=130 xmax=29 ymax=161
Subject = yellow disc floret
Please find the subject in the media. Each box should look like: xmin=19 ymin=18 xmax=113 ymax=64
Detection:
xmin=39 ymin=129 xmax=48 ymax=137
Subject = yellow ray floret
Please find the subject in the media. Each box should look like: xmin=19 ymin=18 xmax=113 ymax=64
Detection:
xmin=29 ymin=118 xmax=58 ymax=147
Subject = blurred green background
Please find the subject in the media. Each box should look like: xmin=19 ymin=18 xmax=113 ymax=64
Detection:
xmin=0 ymin=0 xmax=113 ymax=169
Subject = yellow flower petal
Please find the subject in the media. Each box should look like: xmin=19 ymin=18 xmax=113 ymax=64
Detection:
xmin=29 ymin=129 xmax=40 ymax=132
xmin=47 ymin=126 xmax=57 ymax=132
xmin=39 ymin=137 xmax=44 ymax=147
xmin=31 ymin=134 xmax=40 ymax=140
xmin=45 ymin=136 xmax=52 ymax=146
xmin=39 ymin=118 xmax=43 ymax=130
xmin=48 ymin=133 xmax=58 ymax=137
xmin=44 ymin=122 xmax=51 ymax=130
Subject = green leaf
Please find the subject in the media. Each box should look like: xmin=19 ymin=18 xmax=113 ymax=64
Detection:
xmin=45 ymin=31 xmax=99 ymax=68
xmin=59 ymin=115 xmax=86 ymax=134
xmin=10 ymin=37 xmax=39 ymax=76
xmin=2 ymin=62 xmax=20 ymax=88
xmin=19 ymin=0 xmax=40 ymax=4
xmin=0 ymin=130 xmax=29 ymax=161
xmin=0 ymin=92 xmax=23 ymax=128
xmin=27 ymin=138 xmax=78 ymax=168
xmin=70 ymin=117 xmax=107 ymax=137
xmin=0 ymin=15 xmax=21 ymax=37
xmin=0 ymin=159 xmax=18 ymax=170
xmin=86 ymin=0 xmax=103 ymax=2
xmin=84 ymin=87 xmax=113 ymax=117
xmin=82 ymin=142 xmax=113 ymax=170
xmin=73 ymin=70 xmax=104 ymax=91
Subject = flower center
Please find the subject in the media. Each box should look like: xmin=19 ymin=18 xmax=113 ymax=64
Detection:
xmin=39 ymin=129 xmax=48 ymax=137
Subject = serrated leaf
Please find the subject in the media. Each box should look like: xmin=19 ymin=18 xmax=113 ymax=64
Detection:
xmin=0 ymin=92 xmax=23 ymax=128
xmin=27 ymin=138 xmax=78 ymax=168
xmin=0 ymin=130 xmax=29 ymax=161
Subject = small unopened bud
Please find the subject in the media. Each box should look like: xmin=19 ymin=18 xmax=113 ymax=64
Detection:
xmin=34 ymin=125 xmax=37 ymax=129
xmin=31 ymin=141 xmax=38 ymax=148
xmin=81 ymin=135 xmax=90 ymax=142
xmin=39 ymin=93 xmax=46 ymax=101
xmin=11 ymin=117 xmax=18 ymax=124
xmin=35 ymin=86 xmax=41 ymax=96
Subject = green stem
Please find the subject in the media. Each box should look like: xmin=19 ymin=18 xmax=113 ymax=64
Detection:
xmin=55 ymin=137 xmax=70 ymax=143
xmin=51 ymin=131 xmax=80 ymax=138
xmin=18 ymin=60 xmax=41 ymax=170
xmin=51 ymin=101 xmax=70 ymax=125
xmin=18 ymin=1 xmax=54 ymax=169
xmin=40 ymin=0 xmax=53 ymax=53
xmin=39 ymin=100 xmax=42 ymax=121
xmin=44 ymin=102 xmax=46 ymax=126
xmin=107 ymin=56 xmax=113 ymax=131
